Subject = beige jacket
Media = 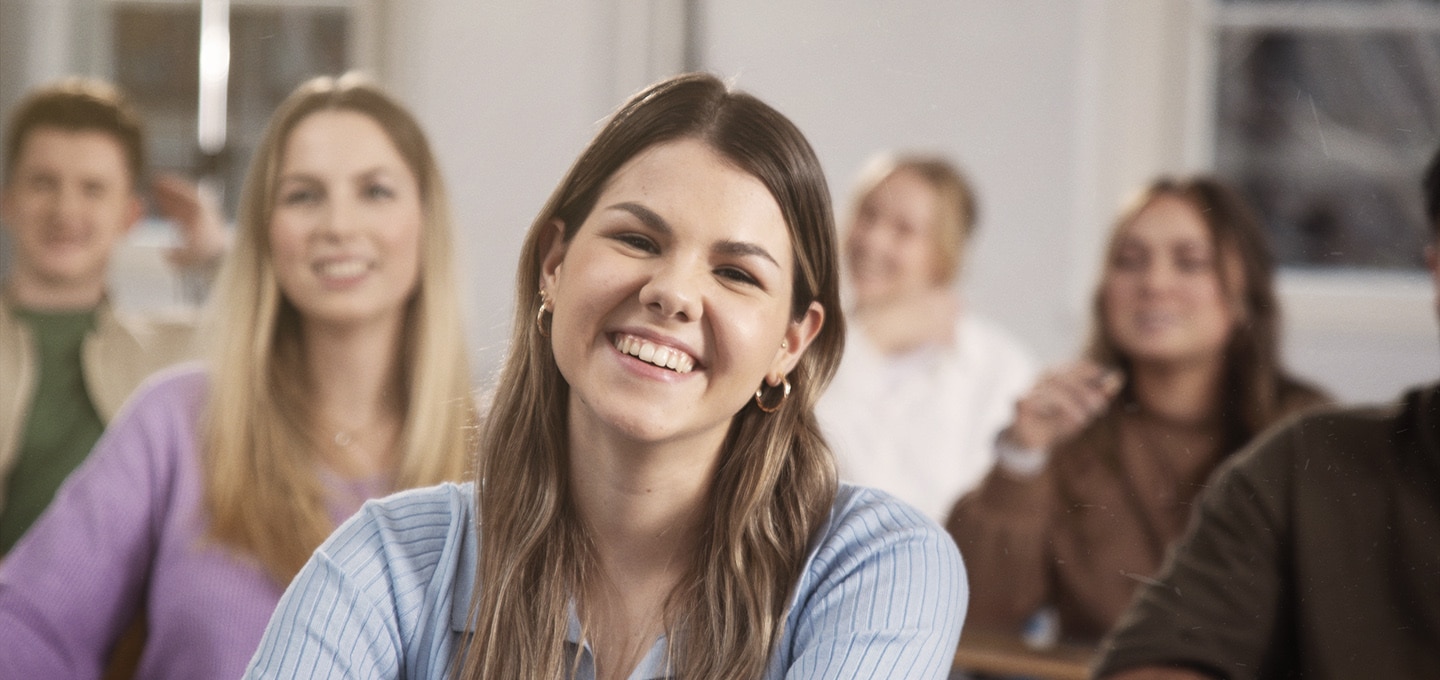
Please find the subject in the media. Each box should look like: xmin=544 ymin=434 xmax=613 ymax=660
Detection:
xmin=0 ymin=292 xmax=196 ymax=512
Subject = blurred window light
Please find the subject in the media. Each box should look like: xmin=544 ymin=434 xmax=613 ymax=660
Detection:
xmin=1214 ymin=0 xmax=1440 ymax=271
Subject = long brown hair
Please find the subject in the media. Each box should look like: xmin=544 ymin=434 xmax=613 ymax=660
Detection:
xmin=202 ymin=74 xmax=476 ymax=585
xmin=1086 ymin=176 xmax=1323 ymax=450
xmin=456 ymin=72 xmax=845 ymax=679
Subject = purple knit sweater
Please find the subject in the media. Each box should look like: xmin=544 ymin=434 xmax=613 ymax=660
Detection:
xmin=0 ymin=365 xmax=383 ymax=679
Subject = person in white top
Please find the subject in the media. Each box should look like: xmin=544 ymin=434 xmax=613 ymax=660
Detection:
xmin=817 ymin=153 xmax=1038 ymax=522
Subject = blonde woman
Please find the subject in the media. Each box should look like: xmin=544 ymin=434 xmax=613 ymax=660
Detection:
xmin=246 ymin=73 xmax=965 ymax=680
xmin=0 ymin=75 xmax=475 ymax=679
xmin=817 ymin=154 xmax=1038 ymax=522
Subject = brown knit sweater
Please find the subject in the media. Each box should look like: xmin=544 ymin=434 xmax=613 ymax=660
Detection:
xmin=945 ymin=390 xmax=1327 ymax=643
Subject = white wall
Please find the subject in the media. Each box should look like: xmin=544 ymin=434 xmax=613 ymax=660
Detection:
xmin=20 ymin=0 xmax=1432 ymax=403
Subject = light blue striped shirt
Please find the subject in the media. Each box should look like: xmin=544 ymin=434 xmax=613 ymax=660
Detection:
xmin=244 ymin=482 xmax=966 ymax=679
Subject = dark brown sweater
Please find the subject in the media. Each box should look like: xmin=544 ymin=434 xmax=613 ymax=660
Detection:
xmin=946 ymin=389 xmax=1326 ymax=643
xmin=1096 ymin=384 xmax=1440 ymax=679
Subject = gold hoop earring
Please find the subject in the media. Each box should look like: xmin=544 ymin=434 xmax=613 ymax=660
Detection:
xmin=536 ymin=291 xmax=552 ymax=338
xmin=754 ymin=376 xmax=791 ymax=413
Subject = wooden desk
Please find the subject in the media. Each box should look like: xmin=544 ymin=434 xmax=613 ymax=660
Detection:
xmin=953 ymin=629 xmax=1096 ymax=680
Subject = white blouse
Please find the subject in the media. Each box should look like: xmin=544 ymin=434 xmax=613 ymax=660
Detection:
xmin=817 ymin=313 xmax=1038 ymax=521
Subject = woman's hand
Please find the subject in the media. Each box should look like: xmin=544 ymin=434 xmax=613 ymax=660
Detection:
xmin=1006 ymin=359 xmax=1123 ymax=452
xmin=852 ymin=288 xmax=961 ymax=354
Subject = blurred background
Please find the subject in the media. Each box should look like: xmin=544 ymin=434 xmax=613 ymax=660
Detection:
xmin=2 ymin=0 xmax=1437 ymax=403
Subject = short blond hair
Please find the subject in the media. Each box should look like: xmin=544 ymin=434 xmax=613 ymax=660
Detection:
xmin=849 ymin=153 xmax=978 ymax=284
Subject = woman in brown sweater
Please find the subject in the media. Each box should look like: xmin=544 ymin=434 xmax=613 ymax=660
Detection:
xmin=945 ymin=176 xmax=1327 ymax=643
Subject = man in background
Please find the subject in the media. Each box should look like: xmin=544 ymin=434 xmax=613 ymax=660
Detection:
xmin=0 ymin=77 xmax=225 ymax=553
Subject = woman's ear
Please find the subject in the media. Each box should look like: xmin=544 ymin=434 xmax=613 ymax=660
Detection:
xmin=539 ymin=219 xmax=568 ymax=294
xmin=767 ymin=301 xmax=825 ymax=382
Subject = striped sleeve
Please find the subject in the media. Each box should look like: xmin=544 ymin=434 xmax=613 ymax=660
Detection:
xmin=245 ymin=548 xmax=400 ymax=679
xmin=243 ymin=485 xmax=465 ymax=680
xmin=779 ymin=487 xmax=967 ymax=679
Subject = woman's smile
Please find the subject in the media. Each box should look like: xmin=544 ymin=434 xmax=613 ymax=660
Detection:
xmin=541 ymin=138 xmax=819 ymax=448
xmin=311 ymin=255 xmax=375 ymax=287
xmin=613 ymin=332 xmax=697 ymax=374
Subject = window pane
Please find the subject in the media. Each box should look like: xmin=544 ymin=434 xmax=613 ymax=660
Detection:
xmin=111 ymin=3 xmax=350 ymax=211
xmin=1215 ymin=27 xmax=1440 ymax=270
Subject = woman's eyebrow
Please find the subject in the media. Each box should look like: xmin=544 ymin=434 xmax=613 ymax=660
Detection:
xmin=354 ymin=165 xmax=404 ymax=180
xmin=714 ymin=240 xmax=779 ymax=268
xmin=284 ymin=165 xmax=395 ymax=181
xmin=609 ymin=201 xmax=671 ymax=234
xmin=608 ymin=201 xmax=780 ymax=268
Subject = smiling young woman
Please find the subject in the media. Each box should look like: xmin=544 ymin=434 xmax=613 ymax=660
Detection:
xmin=541 ymin=138 xmax=817 ymax=459
xmin=244 ymin=73 xmax=966 ymax=680
xmin=0 ymin=75 xmax=476 ymax=680
xmin=265 ymin=109 xmax=424 ymax=334
xmin=945 ymin=176 xmax=1328 ymax=645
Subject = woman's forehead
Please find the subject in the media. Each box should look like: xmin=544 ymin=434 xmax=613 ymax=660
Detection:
xmin=599 ymin=141 xmax=785 ymax=226
xmin=1118 ymin=195 xmax=1214 ymax=245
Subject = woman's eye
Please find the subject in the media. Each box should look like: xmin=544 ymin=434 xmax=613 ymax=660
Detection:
xmin=280 ymin=188 xmax=319 ymax=206
xmin=613 ymin=233 xmax=659 ymax=253
xmin=1173 ymin=245 xmax=1214 ymax=273
xmin=894 ymin=218 xmax=922 ymax=238
xmin=364 ymin=183 xmax=395 ymax=200
xmin=1111 ymin=250 xmax=1145 ymax=271
xmin=25 ymin=175 xmax=59 ymax=193
xmin=717 ymin=266 xmax=759 ymax=286
xmin=1177 ymin=256 xmax=1212 ymax=273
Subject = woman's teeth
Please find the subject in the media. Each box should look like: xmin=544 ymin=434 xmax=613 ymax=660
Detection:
xmin=614 ymin=334 xmax=694 ymax=373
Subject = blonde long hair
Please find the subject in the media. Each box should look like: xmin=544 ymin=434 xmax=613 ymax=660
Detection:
xmin=202 ymin=74 xmax=476 ymax=585
xmin=456 ymin=73 xmax=845 ymax=679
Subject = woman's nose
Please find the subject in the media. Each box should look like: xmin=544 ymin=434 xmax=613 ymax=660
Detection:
xmin=317 ymin=196 xmax=359 ymax=239
xmin=1139 ymin=260 xmax=1177 ymax=293
xmin=640 ymin=262 xmax=701 ymax=322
